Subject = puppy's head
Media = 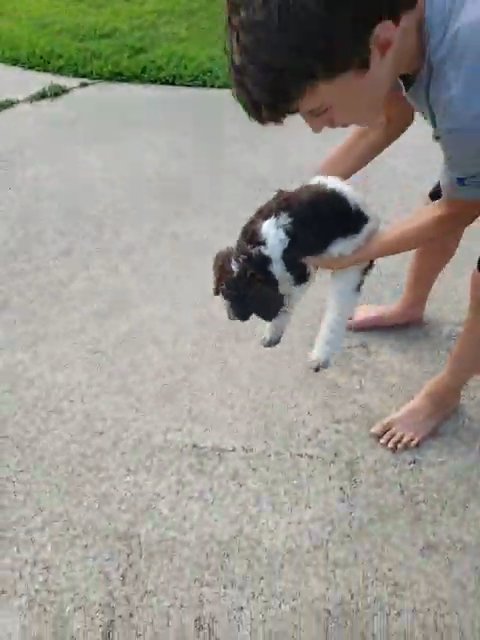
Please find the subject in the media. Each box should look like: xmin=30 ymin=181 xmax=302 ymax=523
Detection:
xmin=213 ymin=246 xmax=284 ymax=322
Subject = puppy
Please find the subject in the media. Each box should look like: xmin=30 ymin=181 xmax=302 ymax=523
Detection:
xmin=213 ymin=176 xmax=379 ymax=370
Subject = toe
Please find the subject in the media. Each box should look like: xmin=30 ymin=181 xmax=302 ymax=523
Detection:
xmin=370 ymin=419 xmax=394 ymax=438
xmin=396 ymin=433 xmax=416 ymax=451
xmin=387 ymin=432 xmax=406 ymax=451
xmin=379 ymin=427 xmax=398 ymax=447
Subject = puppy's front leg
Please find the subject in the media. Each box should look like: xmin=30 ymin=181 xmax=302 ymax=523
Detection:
xmin=262 ymin=309 xmax=291 ymax=348
xmin=261 ymin=282 xmax=308 ymax=348
xmin=309 ymin=264 xmax=372 ymax=370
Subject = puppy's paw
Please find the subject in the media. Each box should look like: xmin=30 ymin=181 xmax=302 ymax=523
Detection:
xmin=309 ymin=353 xmax=331 ymax=371
xmin=261 ymin=334 xmax=282 ymax=348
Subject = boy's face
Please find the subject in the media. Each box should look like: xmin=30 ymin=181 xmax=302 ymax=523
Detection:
xmin=297 ymin=19 xmax=416 ymax=131
xmin=297 ymin=69 xmax=393 ymax=131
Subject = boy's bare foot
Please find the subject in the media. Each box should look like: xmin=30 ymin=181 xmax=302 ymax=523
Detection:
xmin=348 ymin=303 xmax=424 ymax=331
xmin=370 ymin=375 xmax=461 ymax=452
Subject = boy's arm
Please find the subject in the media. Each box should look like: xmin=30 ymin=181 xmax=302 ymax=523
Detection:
xmin=318 ymin=89 xmax=414 ymax=180
xmin=308 ymin=199 xmax=479 ymax=270
xmin=314 ymin=118 xmax=480 ymax=270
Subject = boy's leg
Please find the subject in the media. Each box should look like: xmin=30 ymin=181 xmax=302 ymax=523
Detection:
xmin=349 ymin=181 xmax=464 ymax=331
xmin=371 ymin=259 xmax=480 ymax=451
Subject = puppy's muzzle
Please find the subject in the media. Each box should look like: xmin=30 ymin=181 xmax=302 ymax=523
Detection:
xmin=225 ymin=301 xmax=251 ymax=322
xmin=246 ymin=285 xmax=285 ymax=322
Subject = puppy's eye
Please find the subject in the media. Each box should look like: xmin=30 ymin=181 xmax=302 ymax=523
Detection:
xmin=247 ymin=270 xmax=263 ymax=283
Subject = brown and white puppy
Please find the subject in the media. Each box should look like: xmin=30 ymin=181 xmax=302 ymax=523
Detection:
xmin=213 ymin=176 xmax=379 ymax=369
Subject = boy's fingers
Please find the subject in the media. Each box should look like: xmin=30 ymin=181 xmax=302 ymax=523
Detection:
xmin=304 ymin=255 xmax=351 ymax=271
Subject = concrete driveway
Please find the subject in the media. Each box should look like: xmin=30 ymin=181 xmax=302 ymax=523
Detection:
xmin=2 ymin=66 xmax=479 ymax=638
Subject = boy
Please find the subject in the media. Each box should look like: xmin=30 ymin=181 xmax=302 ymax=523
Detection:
xmin=226 ymin=0 xmax=480 ymax=451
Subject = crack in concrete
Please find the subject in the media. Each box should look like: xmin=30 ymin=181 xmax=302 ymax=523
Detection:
xmin=187 ymin=441 xmax=340 ymax=463
xmin=0 ymin=80 xmax=98 ymax=114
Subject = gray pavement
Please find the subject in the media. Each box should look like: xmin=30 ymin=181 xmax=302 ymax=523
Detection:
xmin=1 ymin=70 xmax=479 ymax=638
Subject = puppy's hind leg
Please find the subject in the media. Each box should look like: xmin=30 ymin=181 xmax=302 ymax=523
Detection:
xmin=309 ymin=262 xmax=373 ymax=370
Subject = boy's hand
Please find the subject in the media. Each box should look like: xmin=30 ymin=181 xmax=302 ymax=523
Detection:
xmin=306 ymin=251 xmax=366 ymax=271
xmin=307 ymin=199 xmax=479 ymax=271
xmin=305 ymin=237 xmax=377 ymax=271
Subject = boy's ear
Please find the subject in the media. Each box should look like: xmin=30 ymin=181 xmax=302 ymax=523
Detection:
xmin=212 ymin=247 xmax=235 ymax=295
xmin=370 ymin=20 xmax=398 ymax=59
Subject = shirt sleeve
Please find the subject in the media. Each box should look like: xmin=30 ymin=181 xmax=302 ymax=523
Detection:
xmin=440 ymin=127 xmax=480 ymax=201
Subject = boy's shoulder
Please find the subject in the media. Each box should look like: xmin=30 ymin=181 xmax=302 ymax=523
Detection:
xmin=406 ymin=0 xmax=480 ymax=201
xmin=413 ymin=0 xmax=480 ymax=123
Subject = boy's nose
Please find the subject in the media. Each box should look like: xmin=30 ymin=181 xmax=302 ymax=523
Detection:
xmin=308 ymin=120 xmax=326 ymax=134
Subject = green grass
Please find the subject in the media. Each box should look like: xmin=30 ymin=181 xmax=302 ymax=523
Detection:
xmin=0 ymin=1 xmax=229 ymax=88
xmin=26 ymin=82 xmax=72 ymax=102
xmin=0 ymin=97 xmax=19 ymax=112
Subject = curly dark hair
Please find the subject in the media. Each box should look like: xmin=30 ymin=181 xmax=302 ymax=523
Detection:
xmin=226 ymin=0 xmax=418 ymax=124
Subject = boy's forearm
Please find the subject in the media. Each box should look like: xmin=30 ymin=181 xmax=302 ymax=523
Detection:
xmin=318 ymin=127 xmax=391 ymax=180
xmin=311 ymin=201 xmax=479 ymax=269
xmin=359 ymin=202 xmax=478 ymax=262
xmin=318 ymin=90 xmax=414 ymax=180
xmin=319 ymin=124 xmax=404 ymax=180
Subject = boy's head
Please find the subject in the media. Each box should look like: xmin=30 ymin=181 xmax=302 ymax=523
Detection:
xmin=226 ymin=0 xmax=420 ymax=130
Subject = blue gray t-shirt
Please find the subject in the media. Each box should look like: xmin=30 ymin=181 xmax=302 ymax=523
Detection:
xmin=404 ymin=0 xmax=480 ymax=201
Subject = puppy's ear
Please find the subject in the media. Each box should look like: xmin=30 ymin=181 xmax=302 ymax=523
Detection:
xmin=272 ymin=188 xmax=292 ymax=207
xmin=212 ymin=247 xmax=235 ymax=295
